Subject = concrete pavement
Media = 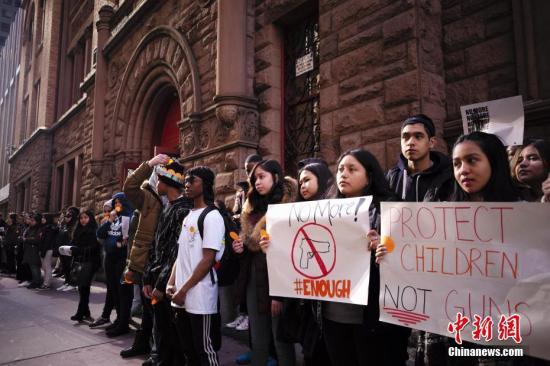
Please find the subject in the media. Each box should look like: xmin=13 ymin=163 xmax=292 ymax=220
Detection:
xmin=0 ymin=275 xmax=248 ymax=366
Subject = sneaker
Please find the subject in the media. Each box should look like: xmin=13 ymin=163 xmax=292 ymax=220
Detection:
xmin=26 ymin=283 xmax=40 ymax=289
xmin=235 ymin=316 xmax=249 ymax=331
xmin=71 ymin=313 xmax=92 ymax=322
xmin=235 ymin=351 xmax=251 ymax=365
xmin=62 ymin=285 xmax=77 ymax=292
xmin=57 ymin=284 xmax=68 ymax=291
xmin=225 ymin=314 xmax=245 ymax=328
xmin=38 ymin=284 xmax=51 ymax=290
xmin=89 ymin=317 xmax=111 ymax=328
xmin=18 ymin=281 xmax=31 ymax=287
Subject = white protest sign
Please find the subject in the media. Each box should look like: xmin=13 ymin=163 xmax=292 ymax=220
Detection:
xmin=379 ymin=202 xmax=550 ymax=361
xmin=460 ymin=95 xmax=524 ymax=146
xmin=266 ymin=196 xmax=373 ymax=305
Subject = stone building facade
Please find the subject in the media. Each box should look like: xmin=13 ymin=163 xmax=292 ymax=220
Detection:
xmin=7 ymin=0 xmax=550 ymax=213
xmin=0 ymin=6 xmax=22 ymax=216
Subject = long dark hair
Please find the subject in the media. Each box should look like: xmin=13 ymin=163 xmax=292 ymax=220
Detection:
xmin=335 ymin=149 xmax=395 ymax=204
xmin=298 ymin=162 xmax=334 ymax=201
xmin=74 ymin=210 xmax=98 ymax=237
xmin=522 ymin=138 xmax=550 ymax=174
xmin=451 ymin=132 xmax=519 ymax=201
xmin=247 ymin=160 xmax=285 ymax=214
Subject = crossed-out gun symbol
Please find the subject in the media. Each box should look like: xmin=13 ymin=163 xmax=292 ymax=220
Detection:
xmin=299 ymin=239 xmax=330 ymax=269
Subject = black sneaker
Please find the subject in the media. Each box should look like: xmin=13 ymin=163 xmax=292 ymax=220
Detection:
xmin=89 ymin=317 xmax=110 ymax=328
xmin=26 ymin=283 xmax=40 ymax=289
xmin=142 ymin=358 xmax=154 ymax=366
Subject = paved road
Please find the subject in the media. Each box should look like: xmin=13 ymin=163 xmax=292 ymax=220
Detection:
xmin=0 ymin=275 xmax=248 ymax=366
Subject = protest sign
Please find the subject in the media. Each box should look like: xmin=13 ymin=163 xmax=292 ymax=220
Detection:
xmin=460 ymin=95 xmax=524 ymax=146
xmin=266 ymin=196 xmax=373 ymax=305
xmin=379 ymin=202 xmax=550 ymax=360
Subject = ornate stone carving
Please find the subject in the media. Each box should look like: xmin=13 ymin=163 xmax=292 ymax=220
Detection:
xmin=215 ymin=105 xmax=238 ymax=128
xmin=199 ymin=126 xmax=210 ymax=150
xmin=90 ymin=160 xmax=103 ymax=178
xmin=214 ymin=104 xmax=259 ymax=144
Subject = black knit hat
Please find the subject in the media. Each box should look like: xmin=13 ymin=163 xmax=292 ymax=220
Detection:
xmin=401 ymin=114 xmax=435 ymax=138
xmin=156 ymin=158 xmax=185 ymax=188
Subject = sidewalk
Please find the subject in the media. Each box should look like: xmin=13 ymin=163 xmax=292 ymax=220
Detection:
xmin=0 ymin=275 xmax=248 ymax=366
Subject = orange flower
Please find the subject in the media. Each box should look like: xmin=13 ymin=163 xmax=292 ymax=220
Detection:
xmin=260 ymin=229 xmax=269 ymax=240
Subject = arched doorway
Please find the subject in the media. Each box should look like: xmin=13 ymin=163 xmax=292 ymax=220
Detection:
xmin=154 ymin=96 xmax=181 ymax=156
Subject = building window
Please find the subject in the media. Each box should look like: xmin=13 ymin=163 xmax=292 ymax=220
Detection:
xmin=53 ymin=154 xmax=82 ymax=211
xmin=31 ymin=80 xmax=39 ymax=132
xmin=20 ymin=96 xmax=28 ymax=141
xmin=283 ymin=15 xmax=320 ymax=176
xmin=55 ymin=164 xmax=64 ymax=211
xmin=24 ymin=3 xmax=34 ymax=71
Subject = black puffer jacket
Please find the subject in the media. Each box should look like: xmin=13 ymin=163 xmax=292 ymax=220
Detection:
xmin=39 ymin=224 xmax=59 ymax=257
xmin=71 ymin=230 xmax=101 ymax=268
xmin=386 ymin=151 xmax=453 ymax=202
xmin=143 ymin=196 xmax=193 ymax=292
xmin=22 ymin=225 xmax=42 ymax=266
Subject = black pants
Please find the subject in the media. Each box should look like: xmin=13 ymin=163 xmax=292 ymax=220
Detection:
xmin=77 ymin=285 xmax=91 ymax=316
xmin=140 ymin=284 xmax=154 ymax=336
xmin=174 ymin=308 xmax=221 ymax=366
xmin=60 ymin=255 xmax=76 ymax=286
xmin=101 ymin=253 xmax=125 ymax=320
xmin=118 ymin=281 xmax=134 ymax=327
xmin=152 ymin=300 xmax=184 ymax=365
xmin=3 ymin=245 xmax=16 ymax=273
xmin=15 ymin=244 xmax=31 ymax=282
xmin=322 ymin=318 xmax=378 ymax=366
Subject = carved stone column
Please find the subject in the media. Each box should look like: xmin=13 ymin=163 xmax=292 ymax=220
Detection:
xmin=90 ymin=5 xmax=114 ymax=178
xmin=214 ymin=0 xmax=259 ymax=174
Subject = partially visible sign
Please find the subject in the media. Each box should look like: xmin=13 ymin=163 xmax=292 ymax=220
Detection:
xmin=295 ymin=52 xmax=314 ymax=77
xmin=460 ymin=95 xmax=524 ymax=146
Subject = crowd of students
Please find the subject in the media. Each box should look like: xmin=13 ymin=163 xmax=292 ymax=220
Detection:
xmin=1 ymin=113 xmax=549 ymax=366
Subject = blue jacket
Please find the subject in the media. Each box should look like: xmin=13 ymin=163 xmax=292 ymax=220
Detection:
xmin=97 ymin=217 xmax=125 ymax=255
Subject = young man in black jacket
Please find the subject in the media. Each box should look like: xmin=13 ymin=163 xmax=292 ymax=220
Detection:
xmin=142 ymin=158 xmax=192 ymax=366
xmin=386 ymin=114 xmax=453 ymax=365
xmin=386 ymin=114 xmax=453 ymax=202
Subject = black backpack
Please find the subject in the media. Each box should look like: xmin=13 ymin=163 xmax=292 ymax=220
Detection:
xmin=197 ymin=205 xmax=240 ymax=287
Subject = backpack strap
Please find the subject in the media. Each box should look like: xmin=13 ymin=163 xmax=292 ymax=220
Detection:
xmin=197 ymin=205 xmax=217 ymax=240
xmin=197 ymin=205 xmax=219 ymax=286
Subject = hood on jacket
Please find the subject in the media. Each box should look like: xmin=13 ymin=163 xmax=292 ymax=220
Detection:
xmin=388 ymin=151 xmax=453 ymax=202
xmin=112 ymin=192 xmax=134 ymax=216
xmin=396 ymin=151 xmax=451 ymax=176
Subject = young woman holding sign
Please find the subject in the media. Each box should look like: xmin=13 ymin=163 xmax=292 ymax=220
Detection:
xmin=232 ymin=159 xmax=298 ymax=366
xmin=451 ymin=132 xmax=521 ymax=202
xmin=322 ymin=148 xmax=404 ymax=366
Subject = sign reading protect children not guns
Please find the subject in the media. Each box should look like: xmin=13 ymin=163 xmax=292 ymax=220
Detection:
xmin=379 ymin=202 xmax=550 ymax=361
xmin=266 ymin=196 xmax=373 ymax=305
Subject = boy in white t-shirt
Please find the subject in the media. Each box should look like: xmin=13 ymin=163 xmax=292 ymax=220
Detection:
xmin=167 ymin=166 xmax=224 ymax=366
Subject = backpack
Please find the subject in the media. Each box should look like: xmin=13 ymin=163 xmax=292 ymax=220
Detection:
xmin=197 ymin=205 xmax=240 ymax=287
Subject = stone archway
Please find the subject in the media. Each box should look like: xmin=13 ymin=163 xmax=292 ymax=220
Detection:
xmin=110 ymin=26 xmax=201 ymax=159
